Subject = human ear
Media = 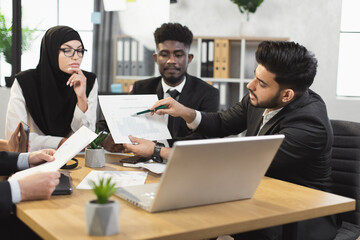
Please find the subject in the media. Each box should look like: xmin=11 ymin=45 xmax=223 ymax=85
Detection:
xmin=281 ymin=89 xmax=295 ymax=103
xmin=188 ymin=53 xmax=194 ymax=63
xmin=153 ymin=53 xmax=158 ymax=63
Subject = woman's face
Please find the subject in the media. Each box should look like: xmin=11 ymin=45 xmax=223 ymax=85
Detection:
xmin=58 ymin=40 xmax=83 ymax=74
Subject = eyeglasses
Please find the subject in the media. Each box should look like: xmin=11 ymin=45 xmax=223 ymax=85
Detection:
xmin=59 ymin=48 xmax=87 ymax=58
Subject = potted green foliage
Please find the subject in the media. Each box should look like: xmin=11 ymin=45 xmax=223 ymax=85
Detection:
xmin=85 ymin=130 xmax=109 ymax=168
xmin=85 ymin=177 xmax=119 ymax=236
xmin=230 ymin=0 xmax=264 ymax=20
xmin=0 ymin=10 xmax=36 ymax=87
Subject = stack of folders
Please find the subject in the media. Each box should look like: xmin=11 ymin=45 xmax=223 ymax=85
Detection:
xmin=116 ymin=37 xmax=155 ymax=77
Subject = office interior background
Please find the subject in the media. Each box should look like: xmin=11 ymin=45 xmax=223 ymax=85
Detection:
xmin=0 ymin=0 xmax=359 ymax=140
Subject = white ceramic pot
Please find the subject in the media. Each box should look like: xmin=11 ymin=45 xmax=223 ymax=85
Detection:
xmin=85 ymin=147 xmax=105 ymax=168
xmin=85 ymin=200 xmax=119 ymax=236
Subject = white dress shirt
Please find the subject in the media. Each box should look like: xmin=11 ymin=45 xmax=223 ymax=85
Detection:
xmin=5 ymin=79 xmax=98 ymax=151
xmin=159 ymin=78 xmax=186 ymax=147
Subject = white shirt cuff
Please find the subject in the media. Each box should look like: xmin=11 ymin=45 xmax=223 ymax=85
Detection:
xmin=17 ymin=153 xmax=30 ymax=170
xmin=9 ymin=179 xmax=22 ymax=204
xmin=186 ymin=110 xmax=202 ymax=130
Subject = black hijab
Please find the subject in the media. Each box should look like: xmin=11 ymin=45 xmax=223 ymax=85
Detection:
xmin=16 ymin=25 xmax=96 ymax=137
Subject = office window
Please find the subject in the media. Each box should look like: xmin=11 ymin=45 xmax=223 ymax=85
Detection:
xmin=0 ymin=1 xmax=12 ymax=86
xmin=0 ymin=0 xmax=94 ymax=86
xmin=337 ymin=0 xmax=360 ymax=97
xmin=22 ymin=0 xmax=94 ymax=72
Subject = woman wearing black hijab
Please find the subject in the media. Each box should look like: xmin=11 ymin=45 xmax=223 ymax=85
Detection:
xmin=5 ymin=26 xmax=98 ymax=151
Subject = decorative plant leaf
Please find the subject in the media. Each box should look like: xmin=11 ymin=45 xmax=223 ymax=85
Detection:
xmin=0 ymin=10 xmax=37 ymax=64
xmin=89 ymin=177 xmax=116 ymax=204
xmin=89 ymin=130 xmax=109 ymax=149
xmin=230 ymin=0 xmax=264 ymax=20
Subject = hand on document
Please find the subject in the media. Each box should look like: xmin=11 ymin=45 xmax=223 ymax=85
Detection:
xmin=123 ymin=135 xmax=156 ymax=159
xmin=149 ymin=97 xmax=197 ymax=124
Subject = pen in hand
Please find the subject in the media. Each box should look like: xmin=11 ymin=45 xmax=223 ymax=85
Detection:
xmin=131 ymin=105 xmax=166 ymax=117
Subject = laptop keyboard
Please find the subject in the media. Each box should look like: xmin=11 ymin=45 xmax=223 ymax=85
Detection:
xmin=141 ymin=192 xmax=156 ymax=199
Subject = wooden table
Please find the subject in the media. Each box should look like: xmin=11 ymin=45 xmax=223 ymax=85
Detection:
xmin=16 ymin=155 xmax=355 ymax=240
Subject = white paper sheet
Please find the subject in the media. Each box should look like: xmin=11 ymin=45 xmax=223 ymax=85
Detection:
xmin=76 ymin=170 xmax=148 ymax=189
xmin=99 ymin=95 xmax=171 ymax=143
xmin=10 ymin=126 xmax=98 ymax=180
xmin=123 ymin=161 xmax=166 ymax=174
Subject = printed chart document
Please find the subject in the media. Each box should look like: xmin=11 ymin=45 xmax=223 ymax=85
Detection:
xmin=10 ymin=126 xmax=97 ymax=180
xmin=99 ymin=95 xmax=171 ymax=143
xmin=76 ymin=170 xmax=148 ymax=189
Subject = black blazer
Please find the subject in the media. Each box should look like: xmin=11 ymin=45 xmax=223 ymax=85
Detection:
xmin=0 ymin=152 xmax=20 ymax=219
xmin=132 ymin=74 xmax=219 ymax=144
xmin=197 ymin=90 xmax=337 ymax=240
xmin=199 ymin=89 xmax=333 ymax=191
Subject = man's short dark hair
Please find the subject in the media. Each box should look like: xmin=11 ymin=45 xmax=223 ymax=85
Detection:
xmin=154 ymin=23 xmax=193 ymax=48
xmin=255 ymin=41 xmax=318 ymax=95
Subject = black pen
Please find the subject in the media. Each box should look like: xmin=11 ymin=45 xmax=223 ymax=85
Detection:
xmin=131 ymin=105 xmax=166 ymax=116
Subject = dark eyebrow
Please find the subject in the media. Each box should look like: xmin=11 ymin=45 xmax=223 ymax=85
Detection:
xmin=257 ymin=77 xmax=269 ymax=87
xmin=254 ymin=69 xmax=269 ymax=87
xmin=63 ymin=44 xmax=83 ymax=49
xmin=173 ymin=50 xmax=185 ymax=53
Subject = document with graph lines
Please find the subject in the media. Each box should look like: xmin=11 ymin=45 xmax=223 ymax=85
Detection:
xmin=99 ymin=95 xmax=171 ymax=143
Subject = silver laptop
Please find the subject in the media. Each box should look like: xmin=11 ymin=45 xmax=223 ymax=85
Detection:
xmin=115 ymin=135 xmax=284 ymax=212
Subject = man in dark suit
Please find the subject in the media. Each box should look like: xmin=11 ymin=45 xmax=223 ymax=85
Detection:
xmin=132 ymin=22 xmax=219 ymax=146
xmin=102 ymin=23 xmax=219 ymax=153
xmin=0 ymin=150 xmax=60 ymax=238
xmin=124 ymin=41 xmax=337 ymax=240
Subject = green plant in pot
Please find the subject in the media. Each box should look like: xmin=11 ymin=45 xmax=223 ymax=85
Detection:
xmin=85 ymin=130 xmax=109 ymax=168
xmin=0 ymin=10 xmax=36 ymax=87
xmin=86 ymin=177 xmax=119 ymax=236
xmin=230 ymin=0 xmax=264 ymax=20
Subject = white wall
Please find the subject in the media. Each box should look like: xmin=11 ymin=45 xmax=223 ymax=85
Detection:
xmin=170 ymin=0 xmax=358 ymax=122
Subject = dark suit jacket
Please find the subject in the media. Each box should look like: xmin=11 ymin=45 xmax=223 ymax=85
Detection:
xmin=0 ymin=152 xmax=20 ymax=219
xmin=132 ymin=74 xmax=219 ymax=145
xmin=197 ymin=90 xmax=336 ymax=240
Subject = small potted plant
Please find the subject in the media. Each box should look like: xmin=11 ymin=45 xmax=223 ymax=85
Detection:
xmin=85 ymin=130 xmax=109 ymax=168
xmin=85 ymin=177 xmax=119 ymax=236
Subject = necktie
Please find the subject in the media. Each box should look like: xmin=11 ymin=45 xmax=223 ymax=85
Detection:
xmin=167 ymin=89 xmax=180 ymax=100
xmin=166 ymin=89 xmax=180 ymax=141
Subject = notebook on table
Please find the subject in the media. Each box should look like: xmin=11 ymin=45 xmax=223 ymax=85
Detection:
xmin=115 ymin=135 xmax=284 ymax=212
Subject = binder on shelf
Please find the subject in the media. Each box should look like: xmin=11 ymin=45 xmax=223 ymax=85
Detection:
xmin=123 ymin=38 xmax=131 ymax=76
xmin=213 ymin=39 xmax=230 ymax=78
xmin=130 ymin=39 xmax=138 ymax=76
xmin=219 ymin=81 xmax=230 ymax=110
xmin=142 ymin=46 xmax=155 ymax=76
xmin=116 ymin=38 xmax=124 ymax=76
xmin=213 ymin=39 xmax=222 ymax=78
xmin=201 ymin=40 xmax=208 ymax=77
xmin=137 ymin=42 xmax=146 ymax=76
xmin=207 ymin=40 xmax=214 ymax=77
xmin=220 ymin=39 xmax=230 ymax=78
